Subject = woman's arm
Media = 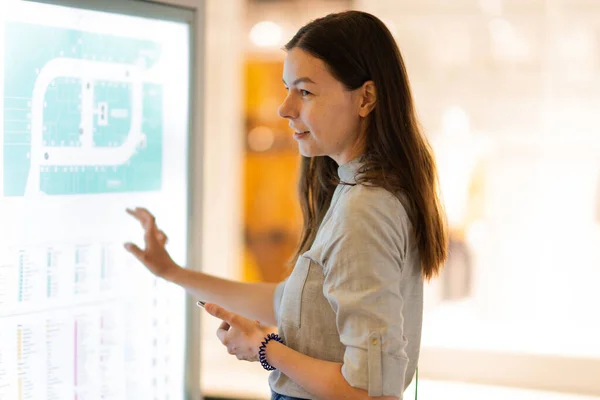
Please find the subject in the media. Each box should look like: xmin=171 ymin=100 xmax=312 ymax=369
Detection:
xmin=168 ymin=268 xmax=279 ymax=326
xmin=204 ymin=303 xmax=399 ymax=400
xmin=265 ymin=341 xmax=398 ymax=400
xmin=125 ymin=207 xmax=280 ymax=326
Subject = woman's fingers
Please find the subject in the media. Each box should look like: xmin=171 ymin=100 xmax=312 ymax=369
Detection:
xmin=216 ymin=320 xmax=232 ymax=345
xmin=157 ymin=230 xmax=168 ymax=245
xmin=136 ymin=208 xmax=156 ymax=230
xmin=204 ymin=303 xmax=236 ymax=325
xmin=126 ymin=208 xmax=147 ymax=228
xmin=218 ymin=321 xmax=231 ymax=331
xmin=126 ymin=207 xmax=156 ymax=230
xmin=143 ymin=221 xmax=160 ymax=248
xmin=126 ymin=208 xmax=165 ymax=249
xmin=134 ymin=208 xmax=157 ymax=232
xmin=123 ymin=208 xmax=179 ymax=279
xmin=124 ymin=242 xmax=144 ymax=261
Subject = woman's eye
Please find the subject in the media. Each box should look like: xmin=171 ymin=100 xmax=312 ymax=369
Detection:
xmin=300 ymin=89 xmax=311 ymax=96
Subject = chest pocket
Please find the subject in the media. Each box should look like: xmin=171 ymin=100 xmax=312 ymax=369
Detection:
xmin=279 ymin=256 xmax=310 ymax=328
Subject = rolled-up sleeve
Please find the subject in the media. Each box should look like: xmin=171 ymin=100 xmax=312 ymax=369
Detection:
xmin=322 ymin=189 xmax=410 ymax=397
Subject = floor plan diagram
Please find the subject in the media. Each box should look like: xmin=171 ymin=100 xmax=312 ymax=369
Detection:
xmin=3 ymin=22 xmax=164 ymax=196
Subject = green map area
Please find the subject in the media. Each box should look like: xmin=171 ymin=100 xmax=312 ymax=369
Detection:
xmin=3 ymin=22 xmax=163 ymax=196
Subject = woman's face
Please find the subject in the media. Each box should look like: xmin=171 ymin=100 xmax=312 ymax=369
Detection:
xmin=278 ymin=47 xmax=369 ymax=166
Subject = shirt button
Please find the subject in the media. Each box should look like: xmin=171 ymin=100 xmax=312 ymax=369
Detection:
xmin=371 ymin=338 xmax=378 ymax=345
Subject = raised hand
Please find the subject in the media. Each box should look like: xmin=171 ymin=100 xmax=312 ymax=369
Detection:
xmin=124 ymin=207 xmax=181 ymax=279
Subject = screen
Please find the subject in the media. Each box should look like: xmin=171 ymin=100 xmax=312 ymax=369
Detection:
xmin=0 ymin=1 xmax=191 ymax=399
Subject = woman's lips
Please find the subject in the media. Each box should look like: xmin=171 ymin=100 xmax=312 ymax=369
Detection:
xmin=293 ymin=131 xmax=309 ymax=140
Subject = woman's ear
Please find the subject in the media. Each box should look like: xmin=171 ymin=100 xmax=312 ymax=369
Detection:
xmin=358 ymin=80 xmax=377 ymax=118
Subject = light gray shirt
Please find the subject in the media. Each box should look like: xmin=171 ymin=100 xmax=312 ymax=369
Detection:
xmin=269 ymin=157 xmax=423 ymax=399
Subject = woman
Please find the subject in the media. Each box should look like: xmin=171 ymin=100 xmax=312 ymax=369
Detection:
xmin=125 ymin=10 xmax=447 ymax=400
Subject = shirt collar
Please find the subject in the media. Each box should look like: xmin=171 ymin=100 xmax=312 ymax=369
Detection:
xmin=337 ymin=155 xmax=365 ymax=184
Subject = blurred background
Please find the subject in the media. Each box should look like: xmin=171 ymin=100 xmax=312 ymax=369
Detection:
xmin=200 ymin=0 xmax=600 ymax=399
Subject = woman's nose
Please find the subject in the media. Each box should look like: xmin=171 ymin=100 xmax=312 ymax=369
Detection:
xmin=278 ymin=94 xmax=297 ymax=120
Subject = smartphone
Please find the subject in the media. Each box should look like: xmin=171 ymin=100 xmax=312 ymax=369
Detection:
xmin=196 ymin=300 xmax=206 ymax=308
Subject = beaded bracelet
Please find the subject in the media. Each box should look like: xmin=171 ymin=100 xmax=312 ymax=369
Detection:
xmin=258 ymin=333 xmax=283 ymax=371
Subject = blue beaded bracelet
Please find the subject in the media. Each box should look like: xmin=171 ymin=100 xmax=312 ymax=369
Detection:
xmin=258 ymin=333 xmax=283 ymax=371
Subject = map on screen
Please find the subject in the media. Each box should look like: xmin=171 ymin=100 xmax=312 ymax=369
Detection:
xmin=0 ymin=2 xmax=191 ymax=400
xmin=4 ymin=21 xmax=163 ymax=196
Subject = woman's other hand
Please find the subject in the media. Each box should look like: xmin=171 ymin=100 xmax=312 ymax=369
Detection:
xmin=204 ymin=303 xmax=267 ymax=362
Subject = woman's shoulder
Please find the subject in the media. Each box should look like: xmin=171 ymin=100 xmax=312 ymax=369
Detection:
xmin=337 ymin=184 xmax=410 ymax=223
xmin=312 ymin=183 xmax=416 ymax=269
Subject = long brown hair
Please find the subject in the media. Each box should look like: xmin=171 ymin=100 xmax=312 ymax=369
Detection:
xmin=287 ymin=11 xmax=447 ymax=280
